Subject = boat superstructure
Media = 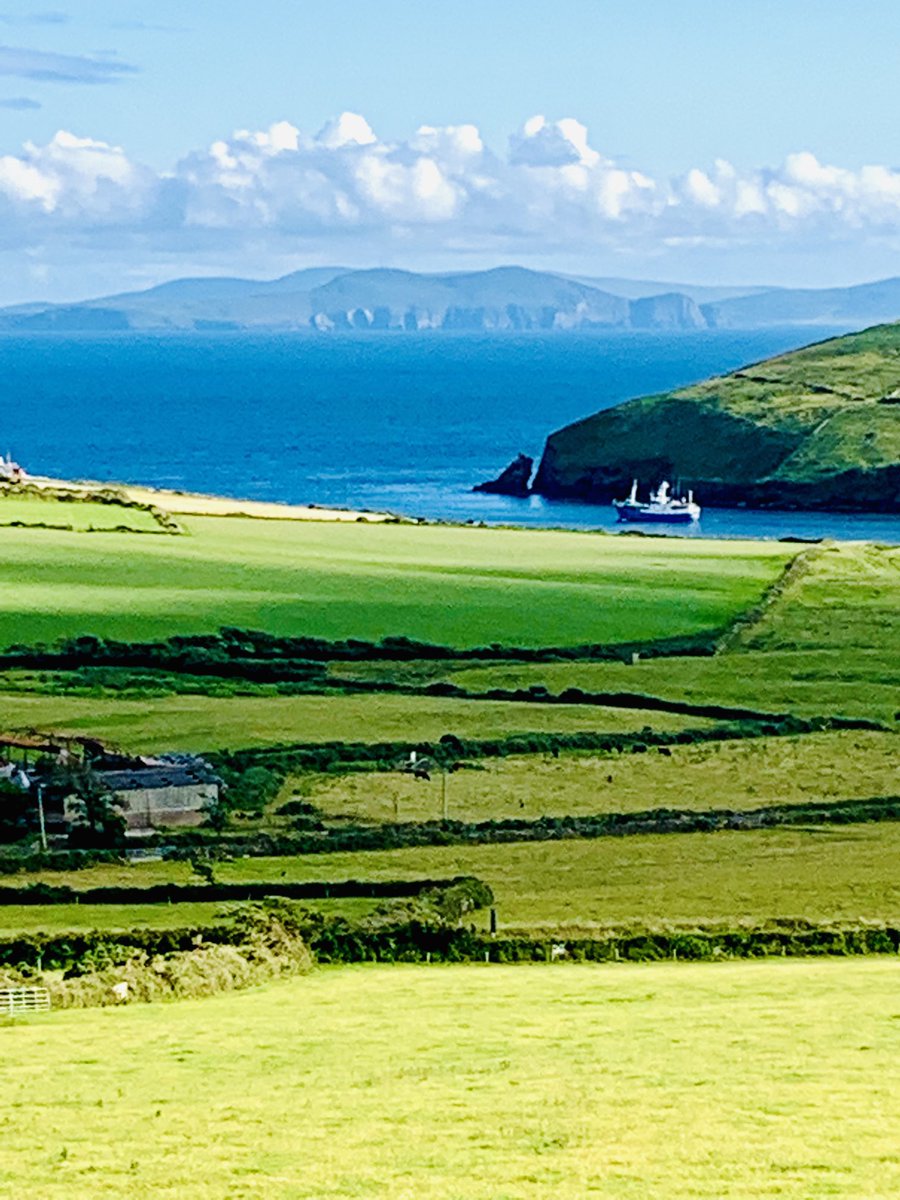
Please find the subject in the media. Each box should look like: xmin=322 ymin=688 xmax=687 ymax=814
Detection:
xmin=0 ymin=454 xmax=24 ymax=483
xmin=613 ymin=479 xmax=700 ymax=524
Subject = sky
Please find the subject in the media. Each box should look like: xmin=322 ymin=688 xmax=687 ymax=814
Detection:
xmin=2 ymin=0 xmax=900 ymax=302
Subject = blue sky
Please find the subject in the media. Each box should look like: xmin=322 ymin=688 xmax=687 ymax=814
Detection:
xmin=2 ymin=0 xmax=900 ymax=301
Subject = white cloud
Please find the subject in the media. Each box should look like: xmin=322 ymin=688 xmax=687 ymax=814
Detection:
xmin=509 ymin=115 xmax=599 ymax=167
xmin=0 ymin=129 xmax=153 ymax=220
xmin=316 ymin=111 xmax=376 ymax=149
xmin=3 ymin=114 xmax=900 ymax=282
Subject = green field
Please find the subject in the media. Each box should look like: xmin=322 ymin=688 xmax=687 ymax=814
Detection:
xmin=305 ymin=730 xmax=899 ymax=825
xmin=0 ymin=897 xmax=376 ymax=935
xmin=0 ymin=493 xmax=161 ymax=534
xmin=438 ymin=647 xmax=900 ymax=722
xmin=2 ymin=960 xmax=899 ymax=1198
xmin=10 ymin=821 xmax=900 ymax=931
xmin=0 ymin=515 xmax=789 ymax=648
xmin=331 ymin=544 xmax=900 ymax=722
xmin=0 ymin=689 xmax=707 ymax=752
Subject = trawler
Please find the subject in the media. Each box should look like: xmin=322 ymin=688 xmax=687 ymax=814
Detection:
xmin=613 ymin=479 xmax=701 ymax=524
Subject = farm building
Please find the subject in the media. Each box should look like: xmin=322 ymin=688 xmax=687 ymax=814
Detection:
xmin=0 ymin=735 xmax=220 ymax=837
xmin=93 ymin=755 xmax=220 ymax=833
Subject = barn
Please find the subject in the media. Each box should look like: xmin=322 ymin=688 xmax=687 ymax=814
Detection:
xmin=93 ymin=755 xmax=220 ymax=833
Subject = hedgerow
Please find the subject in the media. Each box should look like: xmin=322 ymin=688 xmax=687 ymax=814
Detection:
xmin=0 ymin=626 xmax=719 ymax=672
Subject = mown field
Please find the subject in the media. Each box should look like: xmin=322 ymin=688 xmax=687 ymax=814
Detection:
xmin=0 ymin=689 xmax=706 ymax=753
xmin=0 ymin=512 xmax=789 ymax=648
xmin=303 ymin=730 xmax=899 ymax=826
xmin=3 ymin=960 xmax=900 ymax=1199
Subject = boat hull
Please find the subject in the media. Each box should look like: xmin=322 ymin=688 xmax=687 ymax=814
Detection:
xmin=614 ymin=504 xmax=699 ymax=524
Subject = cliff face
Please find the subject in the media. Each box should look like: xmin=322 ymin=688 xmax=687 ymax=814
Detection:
xmin=629 ymin=292 xmax=707 ymax=330
xmin=531 ymin=324 xmax=900 ymax=511
xmin=0 ymin=267 xmax=725 ymax=333
xmin=305 ymin=267 xmax=631 ymax=331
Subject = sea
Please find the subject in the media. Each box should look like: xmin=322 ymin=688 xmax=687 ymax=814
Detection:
xmin=3 ymin=328 xmax=899 ymax=543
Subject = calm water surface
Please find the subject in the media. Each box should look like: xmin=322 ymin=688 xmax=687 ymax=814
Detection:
xmin=2 ymin=328 xmax=897 ymax=542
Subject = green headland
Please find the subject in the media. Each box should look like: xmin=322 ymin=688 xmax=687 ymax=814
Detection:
xmin=532 ymin=322 xmax=900 ymax=509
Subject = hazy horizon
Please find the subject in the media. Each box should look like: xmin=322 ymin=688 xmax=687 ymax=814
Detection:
xmin=11 ymin=262 xmax=900 ymax=313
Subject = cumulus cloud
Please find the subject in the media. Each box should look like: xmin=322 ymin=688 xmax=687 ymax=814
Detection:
xmin=0 ymin=129 xmax=155 ymax=226
xmin=3 ymin=110 xmax=900 ymax=279
xmin=0 ymin=44 xmax=136 ymax=84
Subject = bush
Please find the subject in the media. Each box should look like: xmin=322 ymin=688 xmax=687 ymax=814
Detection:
xmin=0 ymin=903 xmax=313 ymax=1008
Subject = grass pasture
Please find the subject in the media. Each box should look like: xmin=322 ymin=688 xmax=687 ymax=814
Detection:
xmin=0 ymin=492 xmax=160 ymax=534
xmin=0 ymin=514 xmax=790 ymax=648
xmin=329 ymin=544 xmax=900 ymax=723
xmin=0 ymin=689 xmax=709 ymax=753
xmin=0 ymin=897 xmax=377 ymax=936
xmin=305 ymin=730 xmax=900 ymax=826
xmin=8 ymin=820 xmax=900 ymax=931
xmin=2 ymin=960 xmax=900 ymax=1198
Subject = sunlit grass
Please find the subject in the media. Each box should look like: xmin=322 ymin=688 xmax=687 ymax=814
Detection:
xmin=1 ymin=960 xmax=899 ymax=1198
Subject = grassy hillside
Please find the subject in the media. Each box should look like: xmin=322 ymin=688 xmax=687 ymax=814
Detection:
xmin=533 ymin=323 xmax=900 ymax=508
xmin=4 ymin=961 xmax=899 ymax=1198
xmin=0 ymin=512 xmax=788 ymax=648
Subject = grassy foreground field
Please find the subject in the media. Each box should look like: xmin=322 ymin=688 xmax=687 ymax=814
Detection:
xmin=0 ymin=514 xmax=789 ymax=648
xmin=2 ymin=960 xmax=899 ymax=1199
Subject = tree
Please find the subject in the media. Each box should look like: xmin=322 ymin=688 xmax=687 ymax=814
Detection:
xmin=0 ymin=778 xmax=32 ymax=844
xmin=51 ymin=760 xmax=125 ymax=847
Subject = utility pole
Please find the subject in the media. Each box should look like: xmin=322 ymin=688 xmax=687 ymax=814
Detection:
xmin=36 ymin=783 xmax=47 ymax=852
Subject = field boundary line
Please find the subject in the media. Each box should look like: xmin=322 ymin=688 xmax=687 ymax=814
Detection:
xmin=716 ymin=545 xmax=827 ymax=654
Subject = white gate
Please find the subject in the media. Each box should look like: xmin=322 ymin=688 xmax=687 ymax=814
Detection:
xmin=0 ymin=987 xmax=50 ymax=1015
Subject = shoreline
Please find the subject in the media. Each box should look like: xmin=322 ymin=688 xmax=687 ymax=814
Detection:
xmin=26 ymin=476 xmax=399 ymax=524
xmin=11 ymin=474 xmax=899 ymax=545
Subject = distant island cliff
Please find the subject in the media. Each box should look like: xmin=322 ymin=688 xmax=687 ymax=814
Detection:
xmin=479 ymin=324 xmax=900 ymax=512
xmin=11 ymin=265 xmax=900 ymax=333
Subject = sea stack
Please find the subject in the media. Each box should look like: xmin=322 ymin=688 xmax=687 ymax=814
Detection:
xmin=473 ymin=453 xmax=534 ymax=498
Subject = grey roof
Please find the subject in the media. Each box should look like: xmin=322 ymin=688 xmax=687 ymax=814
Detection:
xmin=97 ymin=765 xmax=219 ymax=793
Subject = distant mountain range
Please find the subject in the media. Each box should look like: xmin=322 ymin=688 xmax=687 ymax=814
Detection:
xmin=5 ymin=266 xmax=900 ymax=333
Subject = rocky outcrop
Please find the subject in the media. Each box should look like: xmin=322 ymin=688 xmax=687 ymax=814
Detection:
xmin=474 ymin=454 xmax=534 ymax=498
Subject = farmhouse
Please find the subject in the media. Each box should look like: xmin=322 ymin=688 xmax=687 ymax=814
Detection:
xmin=94 ymin=755 xmax=220 ymax=833
xmin=0 ymin=734 xmax=220 ymax=836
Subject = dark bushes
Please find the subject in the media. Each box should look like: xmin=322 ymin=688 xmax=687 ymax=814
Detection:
xmin=213 ymin=714 xmax=877 ymax=780
xmin=0 ymin=626 xmax=719 ymax=671
xmin=0 ymin=874 xmax=493 ymax=909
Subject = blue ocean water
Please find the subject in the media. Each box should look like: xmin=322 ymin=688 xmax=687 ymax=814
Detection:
xmin=2 ymin=328 xmax=899 ymax=542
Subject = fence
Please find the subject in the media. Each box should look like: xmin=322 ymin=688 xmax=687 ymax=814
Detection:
xmin=0 ymin=986 xmax=50 ymax=1015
